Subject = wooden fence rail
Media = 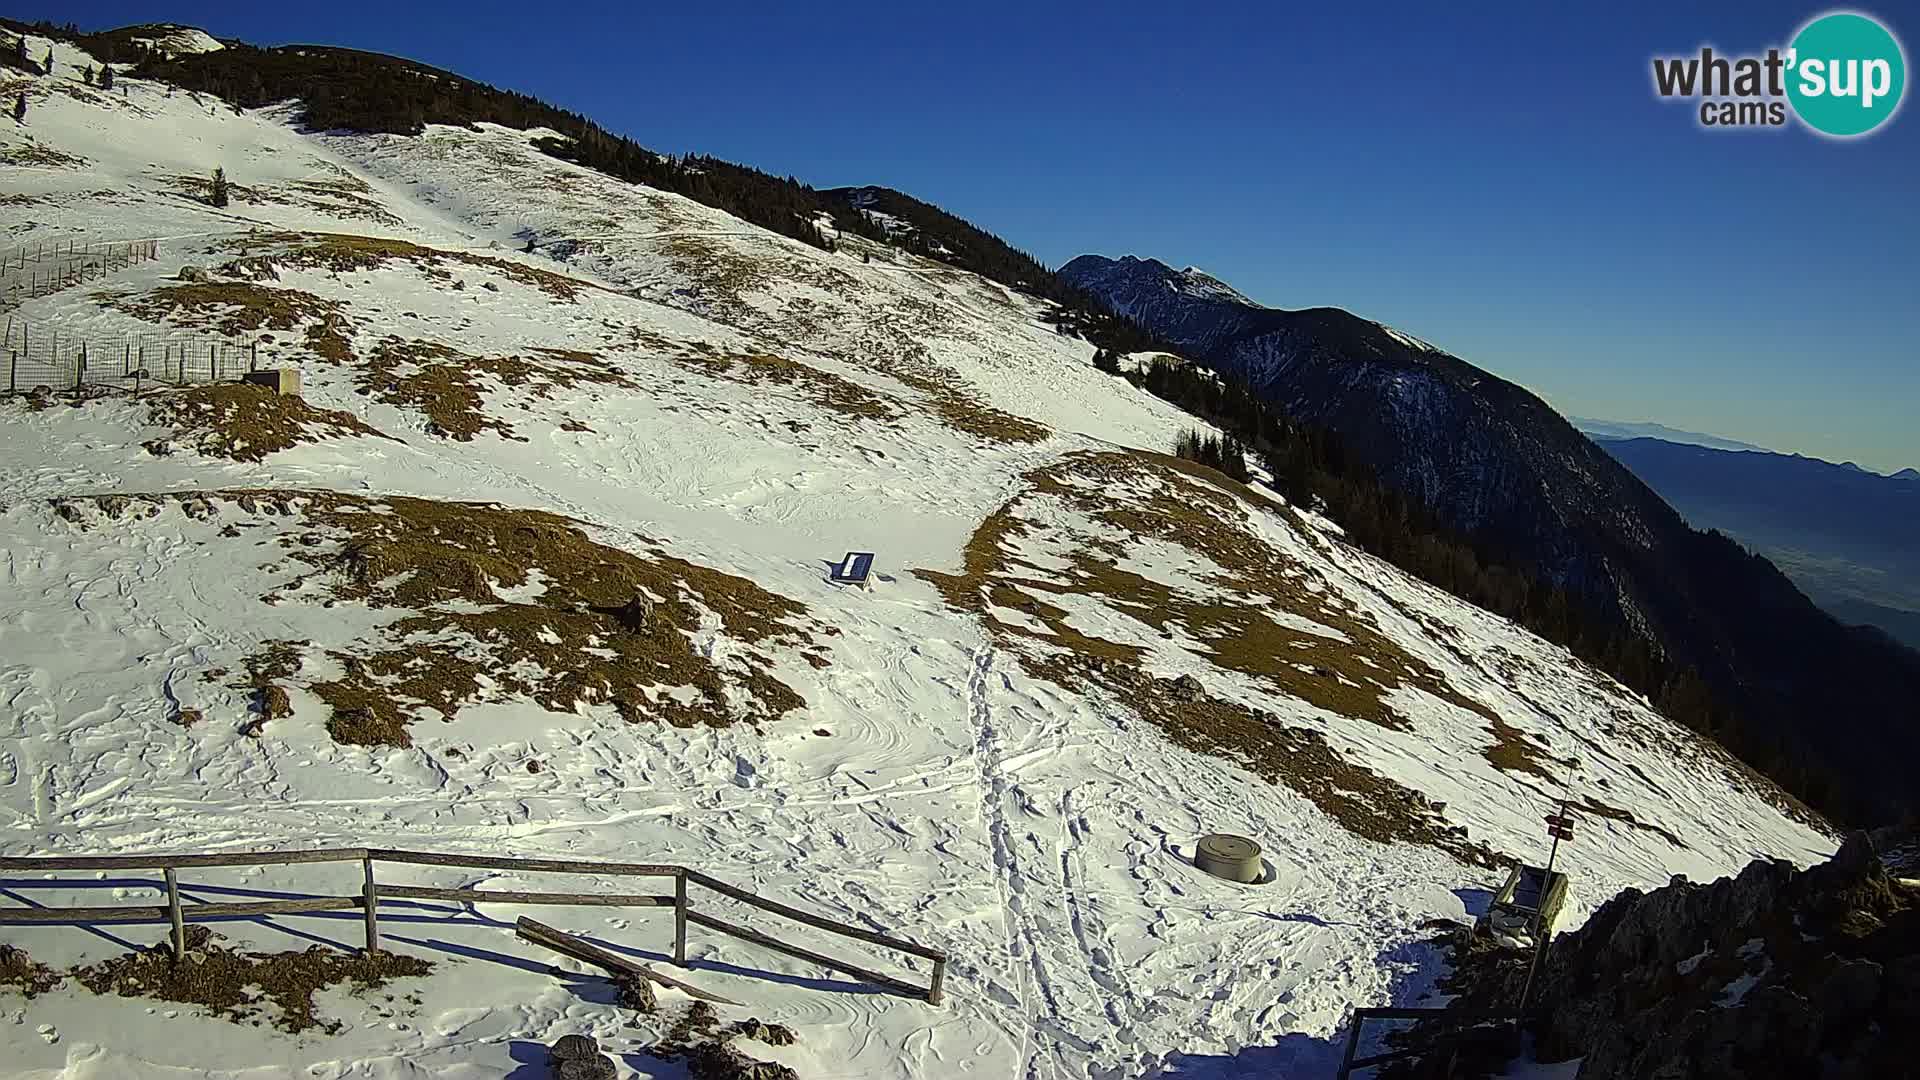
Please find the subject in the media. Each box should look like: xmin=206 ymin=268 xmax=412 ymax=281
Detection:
xmin=0 ymin=846 xmax=947 ymax=1005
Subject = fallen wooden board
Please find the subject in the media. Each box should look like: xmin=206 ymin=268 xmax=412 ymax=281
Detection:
xmin=515 ymin=916 xmax=740 ymax=1006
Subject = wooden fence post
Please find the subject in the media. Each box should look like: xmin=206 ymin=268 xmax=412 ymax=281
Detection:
xmin=928 ymin=956 xmax=946 ymax=1006
xmin=164 ymin=867 xmax=185 ymax=961
xmin=362 ymin=855 xmax=379 ymax=954
xmin=9 ymin=351 xmax=16 ymax=394
xmin=674 ymin=870 xmax=688 ymax=966
xmin=76 ymin=343 xmax=85 ymax=391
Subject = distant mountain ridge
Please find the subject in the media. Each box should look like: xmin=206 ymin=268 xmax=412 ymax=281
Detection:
xmin=1061 ymin=252 xmax=1920 ymax=823
xmin=1595 ymin=436 xmax=1920 ymax=649
xmin=1573 ymin=417 xmax=1771 ymax=454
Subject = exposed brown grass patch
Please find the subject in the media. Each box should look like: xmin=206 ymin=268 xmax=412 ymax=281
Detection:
xmin=103 ymin=281 xmax=354 ymax=363
xmin=75 ymin=925 xmax=432 ymax=1034
xmin=0 ymin=141 xmax=89 ymax=168
xmin=913 ymin=380 xmax=1050 ymax=445
xmin=357 ymin=337 xmax=634 ymax=441
xmin=926 ymin=451 xmax=1495 ymax=731
xmin=231 ymin=639 xmax=302 ymax=734
xmin=918 ymin=450 xmax=1512 ymax=865
xmin=1574 ymin=794 xmax=1685 ymax=848
xmin=237 ymin=493 xmax=824 ymax=746
xmin=1055 ymin=664 xmax=1501 ymax=869
xmin=162 ymin=174 xmax=400 ymax=223
xmin=1483 ymin=714 xmax=1558 ymax=780
xmin=221 ymin=231 xmax=612 ymax=302
xmin=44 ymin=491 xmax=826 ymax=746
xmin=670 ymin=349 xmax=899 ymax=423
xmin=144 ymin=382 xmax=389 ymax=462
xmin=0 ymin=944 xmax=59 ymax=998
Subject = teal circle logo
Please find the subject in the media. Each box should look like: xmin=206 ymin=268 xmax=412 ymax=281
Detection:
xmin=1786 ymin=12 xmax=1906 ymax=136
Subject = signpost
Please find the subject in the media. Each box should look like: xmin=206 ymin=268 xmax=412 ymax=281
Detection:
xmin=1517 ymin=798 xmax=1576 ymax=1024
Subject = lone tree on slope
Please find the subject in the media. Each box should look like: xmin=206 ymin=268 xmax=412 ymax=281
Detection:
xmin=10 ymin=35 xmax=25 ymax=70
xmin=210 ymin=167 xmax=230 ymax=207
xmin=82 ymin=64 xmax=94 ymax=86
xmin=99 ymin=64 xmax=113 ymax=91
xmin=12 ymin=93 xmax=25 ymax=124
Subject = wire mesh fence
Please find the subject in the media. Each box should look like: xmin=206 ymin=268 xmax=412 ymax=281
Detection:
xmin=2 ymin=313 xmax=259 ymax=394
xmin=0 ymin=239 xmax=162 ymax=304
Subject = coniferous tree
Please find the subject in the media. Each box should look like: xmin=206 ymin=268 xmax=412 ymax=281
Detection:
xmin=10 ymin=35 xmax=25 ymax=69
xmin=12 ymin=93 xmax=24 ymax=123
xmin=43 ymin=47 xmax=53 ymax=75
xmin=82 ymin=64 xmax=94 ymax=85
xmin=210 ymin=166 xmax=230 ymax=207
xmin=98 ymin=64 xmax=113 ymax=90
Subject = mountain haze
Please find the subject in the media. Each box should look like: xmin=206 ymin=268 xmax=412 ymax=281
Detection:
xmin=1595 ymin=436 xmax=1920 ymax=649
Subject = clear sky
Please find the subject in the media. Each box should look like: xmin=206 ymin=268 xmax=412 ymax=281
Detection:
xmin=29 ymin=1 xmax=1920 ymax=472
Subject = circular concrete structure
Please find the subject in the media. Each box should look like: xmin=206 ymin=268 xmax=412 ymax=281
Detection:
xmin=1195 ymin=833 xmax=1263 ymax=883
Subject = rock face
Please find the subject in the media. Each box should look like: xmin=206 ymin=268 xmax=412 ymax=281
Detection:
xmin=1470 ymin=831 xmax=1918 ymax=1079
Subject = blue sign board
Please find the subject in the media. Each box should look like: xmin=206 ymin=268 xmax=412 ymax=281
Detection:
xmin=832 ymin=552 xmax=875 ymax=585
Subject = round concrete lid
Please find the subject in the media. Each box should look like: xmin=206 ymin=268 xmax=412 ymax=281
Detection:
xmin=1197 ymin=834 xmax=1261 ymax=861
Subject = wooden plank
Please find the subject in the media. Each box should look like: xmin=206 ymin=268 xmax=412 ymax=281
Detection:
xmin=673 ymin=871 xmax=687 ymax=966
xmin=188 ymin=896 xmax=364 ymax=918
xmin=368 ymin=849 xmax=678 ymax=879
xmin=164 ymin=867 xmax=184 ymax=961
xmin=683 ymin=869 xmax=946 ymax=962
xmin=0 ymin=848 xmax=369 ymax=871
xmin=685 ymin=909 xmax=929 ymax=1002
xmin=515 ymin=917 xmax=739 ymax=1006
xmin=362 ymin=856 xmax=379 ymax=954
xmin=0 ymin=905 xmax=169 ymax=924
xmin=377 ymin=884 xmax=673 ymax=907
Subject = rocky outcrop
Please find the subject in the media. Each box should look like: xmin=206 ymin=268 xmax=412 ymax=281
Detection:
xmin=1436 ymin=832 xmax=1917 ymax=1079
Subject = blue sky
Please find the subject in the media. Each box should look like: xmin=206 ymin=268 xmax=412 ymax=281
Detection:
xmin=32 ymin=2 xmax=1920 ymax=471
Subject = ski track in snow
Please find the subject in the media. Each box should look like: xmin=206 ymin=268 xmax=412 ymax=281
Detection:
xmin=0 ymin=30 xmax=1835 ymax=1080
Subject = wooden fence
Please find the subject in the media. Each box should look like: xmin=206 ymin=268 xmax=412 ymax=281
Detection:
xmin=0 ymin=846 xmax=947 ymax=1005
xmin=0 ymin=239 xmax=161 ymax=303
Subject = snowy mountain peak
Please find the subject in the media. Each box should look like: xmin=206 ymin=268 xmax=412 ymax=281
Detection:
xmin=124 ymin=23 xmax=225 ymax=57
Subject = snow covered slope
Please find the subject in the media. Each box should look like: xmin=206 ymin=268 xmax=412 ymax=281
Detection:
xmin=1 ymin=30 xmax=1829 ymax=1080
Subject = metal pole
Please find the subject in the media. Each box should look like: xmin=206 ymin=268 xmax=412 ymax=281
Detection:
xmin=362 ymin=855 xmax=379 ymax=953
xmin=1516 ymin=798 xmax=1568 ymax=1023
xmin=165 ymin=867 xmax=185 ymax=961
xmin=673 ymin=870 xmax=688 ymax=966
